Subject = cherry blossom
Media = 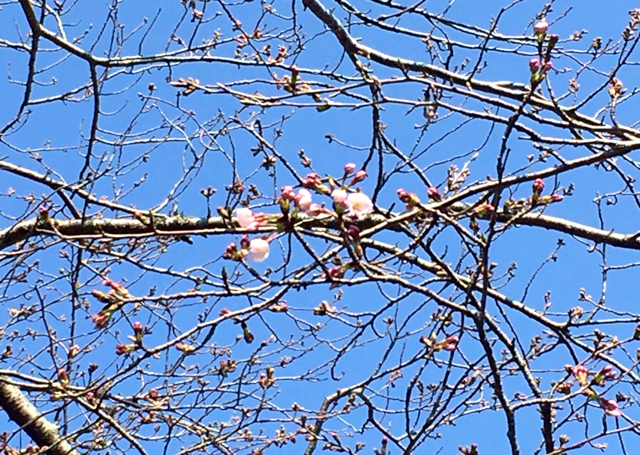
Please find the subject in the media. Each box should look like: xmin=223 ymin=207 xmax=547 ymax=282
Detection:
xmin=346 ymin=192 xmax=373 ymax=216
xmin=249 ymin=238 xmax=270 ymax=262
xmin=235 ymin=207 xmax=257 ymax=230
xmin=296 ymin=188 xmax=313 ymax=211
xmin=331 ymin=188 xmax=347 ymax=204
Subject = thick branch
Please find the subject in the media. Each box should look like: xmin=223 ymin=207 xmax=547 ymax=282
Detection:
xmin=2 ymin=205 xmax=639 ymax=252
xmin=0 ymin=376 xmax=79 ymax=455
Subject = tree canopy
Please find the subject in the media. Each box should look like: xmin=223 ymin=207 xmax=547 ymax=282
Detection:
xmin=1 ymin=1 xmax=640 ymax=454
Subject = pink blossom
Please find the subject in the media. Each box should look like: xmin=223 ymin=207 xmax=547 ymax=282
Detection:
xmin=306 ymin=203 xmax=327 ymax=216
xmin=346 ymin=192 xmax=373 ymax=216
xmin=249 ymin=238 xmax=270 ymax=262
xmin=599 ymin=398 xmax=622 ymax=417
xmin=544 ymin=60 xmax=553 ymax=71
xmin=344 ymin=163 xmax=356 ymax=174
xmin=235 ymin=207 xmax=257 ymax=230
xmin=331 ymin=189 xmax=348 ymax=204
xmin=296 ymin=188 xmax=313 ymax=211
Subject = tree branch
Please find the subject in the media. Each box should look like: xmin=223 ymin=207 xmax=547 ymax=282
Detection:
xmin=0 ymin=376 xmax=79 ymax=455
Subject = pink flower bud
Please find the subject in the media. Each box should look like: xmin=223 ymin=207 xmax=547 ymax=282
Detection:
xmin=442 ymin=335 xmax=459 ymax=351
xmin=344 ymin=163 xmax=356 ymax=174
xmin=92 ymin=311 xmax=111 ymax=329
xmin=599 ymin=398 xmax=622 ymax=417
xmin=350 ymin=170 xmax=367 ymax=185
xmin=397 ymin=188 xmax=420 ymax=207
xmin=534 ymin=18 xmax=548 ymax=35
xmin=529 ymin=58 xmax=541 ymax=73
xmin=281 ymin=185 xmax=295 ymax=200
xmin=544 ymin=60 xmax=553 ymax=71
xmin=427 ymin=186 xmax=441 ymax=201
xmin=133 ymin=322 xmax=143 ymax=333
xmin=572 ymin=364 xmax=589 ymax=386
xmin=532 ymin=178 xmax=545 ymax=194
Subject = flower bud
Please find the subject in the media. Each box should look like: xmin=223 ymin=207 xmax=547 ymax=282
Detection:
xmin=350 ymin=170 xmax=367 ymax=185
xmin=532 ymin=178 xmax=545 ymax=194
xmin=529 ymin=58 xmax=541 ymax=73
xmin=427 ymin=186 xmax=442 ymax=202
xmin=534 ymin=18 xmax=548 ymax=36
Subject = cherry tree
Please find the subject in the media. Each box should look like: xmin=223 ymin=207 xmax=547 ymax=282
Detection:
xmin=1 ymin=1 xmax=640 ymax=454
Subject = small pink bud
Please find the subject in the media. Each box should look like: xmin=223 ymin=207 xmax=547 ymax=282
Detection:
xmin=529 ymin=58 xmax=541 ymax=73
xmin=534 ymin=18 xmax=548 ymax=35
xmin=344 ymin=163 xmax=356 ymax=174
xmin=427 ymin=186 xmax=441 ymax=201
xmin=281 ymin=185 xmax=295 ymax=200
xmin=133 ymin=322 xmax=143 ymax=333
xmin=92 ymin=311 xmax=111 ymax=329
xmin=572 ymin=364 xmax=589 ymax=386
xmin=544 ymin=60 xmax=553 ymax=71
xmin=532 ymin=178 xmax=545 ymax=194
xmin=599 ymin=398 xmax=622 ymax=417
xmin=350 ymin=170 xmax=367 ymax=185
xmin=442 ymin=335 xmax=459 ymax=351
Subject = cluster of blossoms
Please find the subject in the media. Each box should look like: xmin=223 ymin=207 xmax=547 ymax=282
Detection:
xmin=226 ymin=163 xmax=373 ymax=263
xmin=557 ymin=363 xmax=623 ymax=417
xmin=529 ymin=17 xmax=558 ymax=84
xmin=91 ymin=278 xmax=131 ymax=328
xmin=115 ymin=321 xmax=145 ymax=356
xmin=530 ymin=178 xmax=564 ymax=206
